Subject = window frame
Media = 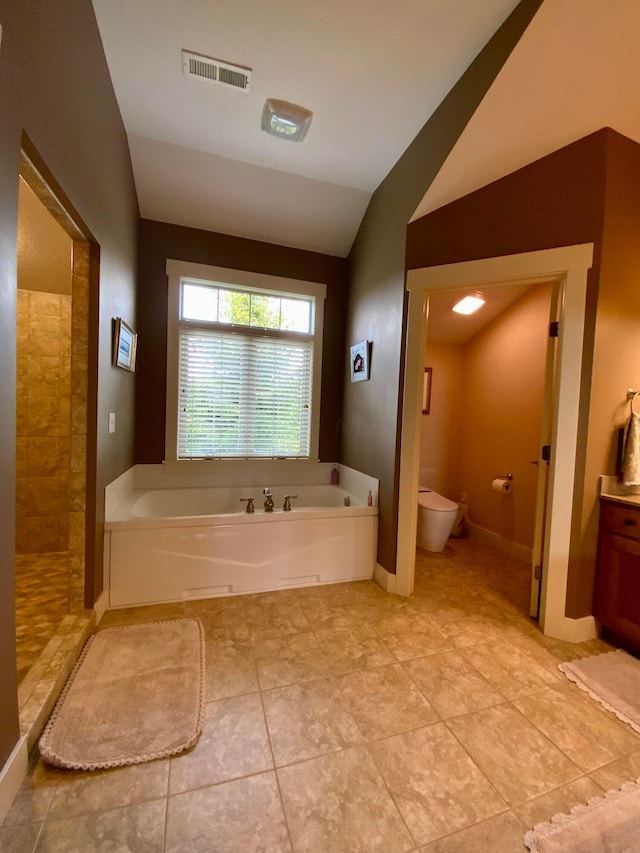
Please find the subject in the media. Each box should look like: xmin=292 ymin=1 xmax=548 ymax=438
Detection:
xmin=165 ymin=259 xmax=326 ymax=464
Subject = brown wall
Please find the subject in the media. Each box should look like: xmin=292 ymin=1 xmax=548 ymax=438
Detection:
xmin=343 ymin=0 xmax=544 ymax=572
xmin=569 ymin=133 xmax=640 ymax=615
xmin=0 ymin=0 xmax=139 ymax=766
xmin=136 ymin=219 xmax=348 ymax=464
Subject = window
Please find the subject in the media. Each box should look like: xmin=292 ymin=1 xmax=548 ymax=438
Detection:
xmin=165 ymin=261 xmax=326 ymax=462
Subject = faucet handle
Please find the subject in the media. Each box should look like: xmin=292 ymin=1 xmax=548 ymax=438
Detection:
xmin=283 ymin=494 xmax=298 ymax=511
xmin=240 ymin=497 xmax=255 ymax=513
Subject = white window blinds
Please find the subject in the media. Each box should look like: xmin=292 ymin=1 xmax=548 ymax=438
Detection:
xmin=178 ymin=327 xmax=313 ymax=459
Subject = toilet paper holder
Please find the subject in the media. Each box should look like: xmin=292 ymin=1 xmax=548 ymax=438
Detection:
xmin=495 ymin=473 xmax=513 ymax=481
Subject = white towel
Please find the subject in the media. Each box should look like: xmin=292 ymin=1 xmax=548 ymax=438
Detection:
xmin=623 ymin=413 xmax=640 ymax=486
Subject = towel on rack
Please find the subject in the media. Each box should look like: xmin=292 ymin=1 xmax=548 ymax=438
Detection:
xmin=623 ymin=412 xmax=640 ymax=486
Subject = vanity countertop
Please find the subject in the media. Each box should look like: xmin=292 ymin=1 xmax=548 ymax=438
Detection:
xmin=599 ymin=475 xmax=640 ymax=507
xmin=600 ymin=491 xmax=640 ymax=507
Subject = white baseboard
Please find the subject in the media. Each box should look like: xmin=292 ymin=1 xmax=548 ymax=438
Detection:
xmin=466 ymin=522 xmax=532 ymax=564
xmin=374 ymin=562 xmax=397 ymax=594
xmin=0 ymin=736 xmax=28 ymax=827
xmin=544 ymin=614 xmax=598 ymax=643
xmin=93 ymin=589 xmax=109 ymax=625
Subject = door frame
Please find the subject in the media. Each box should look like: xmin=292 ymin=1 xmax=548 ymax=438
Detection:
xmin=390 ymin=244 xmax=595 ymax=642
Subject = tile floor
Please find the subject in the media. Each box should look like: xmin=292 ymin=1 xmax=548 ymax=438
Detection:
xmin=3 ymin=539 xmax=640 ymax=852
xmin=15 ymin=553 xmax=70 ymax=685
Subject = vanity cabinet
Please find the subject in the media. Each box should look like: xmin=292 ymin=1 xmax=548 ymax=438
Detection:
xmin=596 ymin=498 xmax=640 ymax=651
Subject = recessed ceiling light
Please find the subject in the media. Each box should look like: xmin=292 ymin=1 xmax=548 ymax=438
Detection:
xmin=261 ymin=99 xmax=313 ymax=142
xmin=452 ymin=295 xmax=485 ymax=315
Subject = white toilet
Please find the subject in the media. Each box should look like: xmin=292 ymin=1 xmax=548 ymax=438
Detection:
xmin=417 ymin=489 xmax=459 ymax=552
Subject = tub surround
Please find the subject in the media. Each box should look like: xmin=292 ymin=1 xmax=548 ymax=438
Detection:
xmin=104 ymin=464 xmax=379 ymax=608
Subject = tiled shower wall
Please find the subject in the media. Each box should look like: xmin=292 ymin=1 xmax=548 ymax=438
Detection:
xmin=16 ymin=289 xmax=72 ymax=554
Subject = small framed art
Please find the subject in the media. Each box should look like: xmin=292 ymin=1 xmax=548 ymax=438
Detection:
xmin=422 ymin=367 xmax=432 ymax=414
xmin=350 ymin=340 xmax=370 ymax=382
xmin=112 ymin=317 xmax=138 ymax=372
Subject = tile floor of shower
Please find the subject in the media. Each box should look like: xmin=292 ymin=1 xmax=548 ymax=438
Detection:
xmin=15 ymin=553 xmax=70 ymax=686
xmin=3 ymin=537 xmax=640 ymax=852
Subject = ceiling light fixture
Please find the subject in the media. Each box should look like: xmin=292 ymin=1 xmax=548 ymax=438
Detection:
xmin=261 ymin=99 xmax=313 ymax=142
xmin=452 ymin=294 xmax=485 ymax=315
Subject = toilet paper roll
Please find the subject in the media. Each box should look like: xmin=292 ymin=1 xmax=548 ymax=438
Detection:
xmin=492 ymin=477 xmax=512 ymax=494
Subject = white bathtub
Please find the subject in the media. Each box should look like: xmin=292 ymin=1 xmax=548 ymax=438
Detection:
xmin=105 ymin=485 xmax=377 ymax=607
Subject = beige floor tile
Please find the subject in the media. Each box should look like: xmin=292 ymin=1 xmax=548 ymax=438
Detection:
xmin=34 ymin=799 xmax=166 ymax=852
xmin=374 ymin=614 xmax=453 ymax=661
xmin=300 ymin=597 xmax=365 ymax=629
xmin=253 ymin=632 xmax=330 ymax=689
xmin=2 ymin=785 xmax=55 ymax=829
xmin=514 ymin=686 xmax=640 ymax=771
xmin=198 ymin=609 xmax=250 ymax=643
xmin=402 ymin=650 xmax=505 ymax=719
xmin=428 ymin=615 xmax=500 ymax=649
xmin=165 ymin=772 xmax=291 ymax=853
xmin=512 ymin=775 xmax=604 ymax=830
xmin=0 ymin=823 xmax=43 ymax=853
xmin=459 ymin=641 xmax=561 ymax=699
xmin=419 ymin=811 xmax=527 ymax=852
xmin=337 ymin=664 xmax=439 ymax=739
xmin=183 ymin=596 xmax=244 ymax=617
xmin=447 ymin=704 xmax=581 ymax=805
xmin=204 ymin=640 xmax=258 ymax=700
xmin=169 ymin=695 xmax=272 ymax=794
xmin=263 ymin=677 xmax=362 ymax=766
xmin=47 ymin=761 xmax=170 ymax=820
xmin=2 ymin=758 xmax=63 ymax=829
xmin=9 ymin=540 xmax=632 ymax=852
xmin=314 ymin=624 xmax=394 ymax=673
xmin=277 ymin=746 xmax=413 ymax=852
xmin=369 ymin=723 xmax=507 ymax=845
xmin=244 ymin=599 xmax=310 ymax=640
xmin=589 ymin=749 xmax=640 ymax=790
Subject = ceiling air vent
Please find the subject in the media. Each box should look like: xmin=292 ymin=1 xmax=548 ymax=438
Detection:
xmin=182 ymin=50 xmax=251 ymax=92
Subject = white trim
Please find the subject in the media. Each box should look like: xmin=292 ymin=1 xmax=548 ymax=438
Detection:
xmin=164 ymin=259 xmax=326 ymax=465
xmin=548 ymin=614 xmax=597 ymax=644
xmin=466 ymin=522 xmax=532 ymax=565
xmin=93 ymin=589 xmax=109 ymax=624
xmin=374 ymin=562 xmax=397 ymax=593
xmin=0 ymin=735 xmax=28 ymax=827
xmin=400 ymin=245 xmax=595 ymax=641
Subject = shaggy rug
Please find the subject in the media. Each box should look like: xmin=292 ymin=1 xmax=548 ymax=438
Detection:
xmin=39 ymin=619 xmax=205 ymax=770
xmin=559 ymin=649 xmax=640 ymax=734
xmin=524 ymin=778 xmax=640 ymax=852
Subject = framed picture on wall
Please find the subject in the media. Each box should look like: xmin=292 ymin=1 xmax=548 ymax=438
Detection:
xmin=350 ymin=340 xmax=370 ymax=382
xmin=112 ymin=317 xmax=138 ymax=372
xmin=422 ymin=367 xmax=432 ymax=414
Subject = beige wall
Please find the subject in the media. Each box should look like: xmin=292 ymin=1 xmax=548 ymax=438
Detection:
xmin=421 ymin=284 xmax=551 ymax=548
xmin=419 ymin=341 xmax=464 ymax=500
xmin=460 ymin=283 xmax=550 ymax=548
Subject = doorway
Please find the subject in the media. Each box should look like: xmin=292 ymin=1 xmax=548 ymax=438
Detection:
xmin=420 ymin=280 xmax=554 ymax=618
xmin=396 ymin=245 xmax=597 ymax=643
xmin=15 ymin=142 xmax=96 ymax=687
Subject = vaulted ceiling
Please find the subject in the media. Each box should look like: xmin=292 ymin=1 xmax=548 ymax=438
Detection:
xmin=91 ymin=0 xmax=522 ymax=255
xmin=92 ymin=1 xmax=640 ymax=258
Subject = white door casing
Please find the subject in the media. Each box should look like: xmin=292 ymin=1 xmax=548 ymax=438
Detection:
xmin=396 ymin=244 xmax=596 ymax=642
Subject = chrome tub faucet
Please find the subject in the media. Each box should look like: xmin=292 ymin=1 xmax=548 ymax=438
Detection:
xmin=263 ymin=488 xmax=274 ymax=512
